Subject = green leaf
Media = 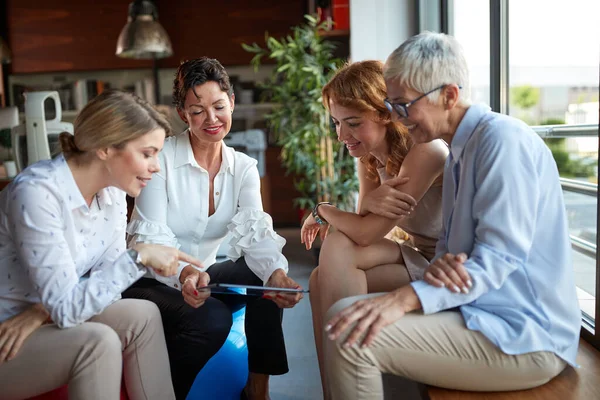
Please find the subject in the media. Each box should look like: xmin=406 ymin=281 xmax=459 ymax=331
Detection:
xmin=240 ymin=16 xmax=356 ymax=211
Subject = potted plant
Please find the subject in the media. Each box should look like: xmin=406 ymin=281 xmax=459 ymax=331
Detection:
xmin=242 ymin=15 xmax=358 ymax=220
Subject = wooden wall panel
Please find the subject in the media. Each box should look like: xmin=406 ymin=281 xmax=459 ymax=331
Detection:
xmin=157 ymin=0 xmax=306 ymax=68
xmin=6 ymin=0 xmax=152 ymax=73
xmin=5 ymin=0 xmax=306 ymax=73
xmin=265 ymin=146 xmax=303 ymax=227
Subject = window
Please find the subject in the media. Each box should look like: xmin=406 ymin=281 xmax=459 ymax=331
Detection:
xmin=508 ymin=0 xmax=600 ymax=330
xmin=452 ymin=0 xmax=490 ymax=105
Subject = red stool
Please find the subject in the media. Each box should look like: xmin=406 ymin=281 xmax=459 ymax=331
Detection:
xmin=27 ymin=382 xmax=129 ymax=400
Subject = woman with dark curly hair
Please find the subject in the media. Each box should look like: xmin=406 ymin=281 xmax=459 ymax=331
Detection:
xmin=125 ymin=57 xmax=303 ymax=400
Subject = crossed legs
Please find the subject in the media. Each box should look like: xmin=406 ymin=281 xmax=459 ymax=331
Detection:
xmin=309 ymin=231 xmax=412 ymax=399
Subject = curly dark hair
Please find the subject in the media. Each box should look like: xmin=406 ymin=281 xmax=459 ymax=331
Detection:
xmin=172 ymin=57 xmax=233 ymax=110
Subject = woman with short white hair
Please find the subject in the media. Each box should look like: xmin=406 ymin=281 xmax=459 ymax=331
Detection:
xmin=322 ymin=31 xmax=580 ymax=399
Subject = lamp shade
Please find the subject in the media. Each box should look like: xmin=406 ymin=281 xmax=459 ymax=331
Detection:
xmin=116 ymin=0 xmax=173 ymax=59
xmin=0 ymin=37 xmax=11 ymax=64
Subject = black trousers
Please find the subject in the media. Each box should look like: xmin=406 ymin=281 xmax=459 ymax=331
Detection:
xmin=123 ymin=257 xmax=289 ymax=400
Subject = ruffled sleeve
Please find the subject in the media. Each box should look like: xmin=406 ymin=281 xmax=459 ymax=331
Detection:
xmin=226 ymin=207 xmax=288 ymax=284
xmin=126 ymin=218 xmax=179 ymax=249
xmin=126 ymin=213 xmax=187 ymax=290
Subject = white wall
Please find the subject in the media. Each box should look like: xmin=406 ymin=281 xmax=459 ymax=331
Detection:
xmin=349 ymin=0 xmax=418 ymax=62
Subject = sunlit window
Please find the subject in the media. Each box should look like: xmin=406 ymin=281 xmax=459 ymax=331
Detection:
xmin=509 ymin=0 xmax=600 ymax=322
xmin=452 ymin=0 xmax=490 ymax=105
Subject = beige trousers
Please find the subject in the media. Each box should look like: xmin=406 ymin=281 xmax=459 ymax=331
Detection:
xmin=0 ymin=299 xmax=175 ymax=400
xmin=324 ymin=294 xmax=567 ymax=400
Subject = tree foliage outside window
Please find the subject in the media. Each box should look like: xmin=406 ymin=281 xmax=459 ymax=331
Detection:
xmin=511 ymin=85 xmax=540 ymax=110
xmin=542 ymin=119 xmax=597 ymax=179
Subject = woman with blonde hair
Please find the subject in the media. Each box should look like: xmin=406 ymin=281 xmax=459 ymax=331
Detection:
xmin=0 ymin=90 xmax=203 ymax=400
xmin=302 ymin=60 xmax=448 ymax=397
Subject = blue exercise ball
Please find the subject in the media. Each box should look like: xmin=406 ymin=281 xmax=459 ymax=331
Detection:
xmin=186 ymin=306 xmax=249 ymax=400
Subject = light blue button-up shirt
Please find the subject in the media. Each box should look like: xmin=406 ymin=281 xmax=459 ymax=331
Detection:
xmin=411 ymin=104 xmax=581 ymax=367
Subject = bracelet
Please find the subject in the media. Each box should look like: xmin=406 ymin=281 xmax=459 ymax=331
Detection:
xmin=183 ymin=275 xmax=195 ymax=285
xmin=127 ymin=248 xmax=143 ymax=266
xmin=312 ymin=202 xmax=332 ymax=226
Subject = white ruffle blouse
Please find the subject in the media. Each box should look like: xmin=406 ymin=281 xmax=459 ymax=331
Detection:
xmin=127 ymin=130 xmax=288 ymax=288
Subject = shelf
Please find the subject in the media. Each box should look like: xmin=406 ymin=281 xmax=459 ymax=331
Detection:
xmin=19 ymin=110 xmax=79 ymax=119
xmin=18 ymin=105 xmax=275 ymax=126
xmin=235 ymin=103 xmax=276 ymax=111
xmin=318 ymin=29 xmax=350 ymax=38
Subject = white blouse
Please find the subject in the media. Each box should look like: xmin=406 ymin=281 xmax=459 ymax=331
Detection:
xmin=127 ymin=130 xmax=288 ymax=289
xmin=0 ymin=156 xmax=145 ymax=328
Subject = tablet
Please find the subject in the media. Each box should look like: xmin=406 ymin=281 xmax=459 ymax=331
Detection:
xmin=198 ymin=283 xmax=309 ymax=296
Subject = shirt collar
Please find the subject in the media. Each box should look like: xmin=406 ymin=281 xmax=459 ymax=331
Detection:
xmin=173 ymin=129 xmax=234 ymax=176
xmin=54 ymin=154 xmax=88 ymax=211
xmin=55 ymin=154 xmax=114 ymax=211
xmin=449 ymin=103 xmax=491 ymax=160
xmin=221 ymin=143 xmax=235 ymax=176
xmin=95 ymin=187 xmax=113 ymax=209
xmin=174 ymin=130 xmax=197 ymax=168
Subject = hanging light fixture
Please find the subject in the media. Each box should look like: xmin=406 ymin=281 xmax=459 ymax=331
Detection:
xmin=0 ymin=37 xmax=11 ymax=64
xmin=115 ymin=0 xmax=173 ymax=60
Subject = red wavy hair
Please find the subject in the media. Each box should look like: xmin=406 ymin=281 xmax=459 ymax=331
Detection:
xmin=322 ymin=60 xmax=412 ymax=182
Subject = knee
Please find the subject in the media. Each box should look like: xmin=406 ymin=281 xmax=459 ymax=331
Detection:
xmin=120 ymin=298 xmax=163 ymax=332
xmin=185 ymin=299 xmax=233 ymax=344
xmin=320 ymin=231 xmax=355 ymax=261
xmin=80 ymin=322 xmax=122 ymax=362
xmin=325 ymin=297 xmax=358 ymax=323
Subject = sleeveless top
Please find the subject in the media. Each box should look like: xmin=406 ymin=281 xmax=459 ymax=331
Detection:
xmin=377 ymin=166 xmax=443 ymax=281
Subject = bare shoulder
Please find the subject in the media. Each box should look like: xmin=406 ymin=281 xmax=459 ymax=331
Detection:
xmin=404 ymin=139 xmax=449 ymax=167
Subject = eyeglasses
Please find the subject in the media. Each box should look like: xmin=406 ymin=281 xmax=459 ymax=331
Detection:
xmin=384 ymin=85 xmax=461 ymax=119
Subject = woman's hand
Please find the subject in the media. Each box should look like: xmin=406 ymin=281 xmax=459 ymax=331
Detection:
xmin=300 ymin=212 xmax=329 ymax=250
xmin=179 ymin=266 xmax=211 ymax=308
xmin=134 ymin=243 xmax=203 ymax=277
xmin=424 ymin=253 xmax=472 ymax=294
xmin=265 ymin=269 xmax=304 ymax=309
xmin=0 ymin=303 xmax=49 ymax=363
xmin=360 ymin=176 xmax=416 ymax=219
xmin=325 ymin=290 xmax=408 ymax=348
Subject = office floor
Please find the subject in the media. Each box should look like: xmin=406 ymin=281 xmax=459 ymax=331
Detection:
xmin=270 ymin=228 xmax=323 ymax=400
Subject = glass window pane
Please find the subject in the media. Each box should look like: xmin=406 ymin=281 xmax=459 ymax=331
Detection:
xmin=452 ymin=0 xmax=490 ymax=105
xmin=509 ymin=0 xmax=600 ymax=126
xmin=508 ymin=0 xmax=600 ymax=325
xmin=564 ymin=190 xmax=597 ymax=320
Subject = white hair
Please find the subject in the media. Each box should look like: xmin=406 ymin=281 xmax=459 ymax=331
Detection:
xmin=384 ymin=31 xmax=471 ymax=105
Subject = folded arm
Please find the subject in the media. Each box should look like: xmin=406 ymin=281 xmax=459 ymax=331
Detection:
xmin=318 ymin=140 xmax=448 ymax=247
